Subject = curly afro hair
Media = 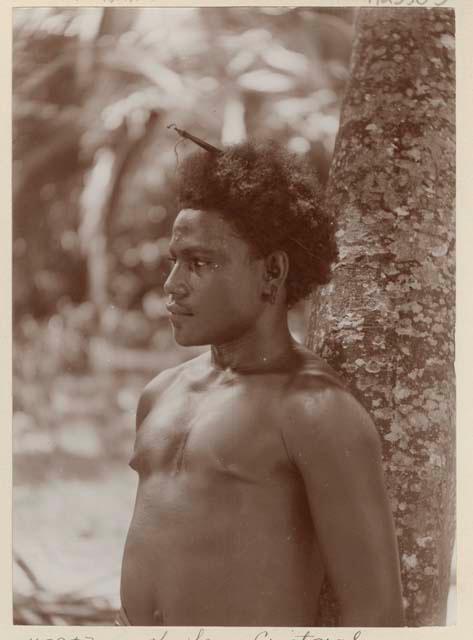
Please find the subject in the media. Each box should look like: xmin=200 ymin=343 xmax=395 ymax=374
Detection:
xmin=176 ymin=139 xmax=338 ymax=307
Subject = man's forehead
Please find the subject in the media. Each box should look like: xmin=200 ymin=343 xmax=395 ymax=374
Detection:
xmin=171 ymin=208 xmax=240 ymax=245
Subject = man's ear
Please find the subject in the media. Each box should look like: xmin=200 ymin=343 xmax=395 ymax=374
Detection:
xmin=262 ymin=251 xmax=289 ymax=301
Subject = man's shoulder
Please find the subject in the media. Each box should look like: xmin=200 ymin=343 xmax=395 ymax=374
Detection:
xmin=136 ymin=352 xmax=209 ymax=426
xmin=290 ymin=346 xmax=346 ymax=390
xmin=283 ymin=347 xmax=380 ymax=451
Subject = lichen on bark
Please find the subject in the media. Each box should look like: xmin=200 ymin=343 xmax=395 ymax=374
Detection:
xmin=308 ymin=7 xmax=455 ymax=627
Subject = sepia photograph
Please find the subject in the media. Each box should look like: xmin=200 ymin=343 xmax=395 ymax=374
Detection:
xmin=11 ymin=3 xmax=456 ymax=633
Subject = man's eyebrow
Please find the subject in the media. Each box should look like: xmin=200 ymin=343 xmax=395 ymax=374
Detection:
xmin=168 ymin=245 xmax=221 ymax=257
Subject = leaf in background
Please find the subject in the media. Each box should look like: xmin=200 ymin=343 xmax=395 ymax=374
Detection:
xmin=238 ymin=69 xmax=295 ymax=93
xmin=227 ymin=50 xmax=256 ymax=76
xmin=261 ymin=44 xmax=309 ymax=76
xmin=102 ymin=46 xmax=185 ymax=95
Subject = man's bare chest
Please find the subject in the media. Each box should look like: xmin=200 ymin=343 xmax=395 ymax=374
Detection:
xmin=130 ymin=384 xmax=289 ymax=481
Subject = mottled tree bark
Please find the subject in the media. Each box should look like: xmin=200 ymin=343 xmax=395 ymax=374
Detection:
xmin=307 ymin=8 xmax=455 ymax=626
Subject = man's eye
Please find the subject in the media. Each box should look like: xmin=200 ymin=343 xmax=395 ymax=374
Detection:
xmin=166 ymin=256 xmax=177 ymax=265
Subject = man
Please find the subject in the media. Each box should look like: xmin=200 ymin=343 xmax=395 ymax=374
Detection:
xmin=118 ymin=140 xmax=405 ymax=627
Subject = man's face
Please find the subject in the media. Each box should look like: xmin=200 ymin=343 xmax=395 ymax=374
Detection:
xmin=164 ymin=208 xmax=265 ymax=346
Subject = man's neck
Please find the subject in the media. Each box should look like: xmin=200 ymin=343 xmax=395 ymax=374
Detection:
xmin=210 ymin=315 xmax=298 ymax=374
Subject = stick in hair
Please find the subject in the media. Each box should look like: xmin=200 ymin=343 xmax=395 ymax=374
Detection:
xmin=167 ymin=124 xmax=223 ymax=155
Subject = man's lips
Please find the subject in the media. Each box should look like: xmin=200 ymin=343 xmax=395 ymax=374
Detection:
xmin=165 ymin=303 xmax=194 ymax=316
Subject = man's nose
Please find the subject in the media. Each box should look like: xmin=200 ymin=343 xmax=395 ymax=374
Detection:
xmin=163 ymin=263 xmax=189 ymax=298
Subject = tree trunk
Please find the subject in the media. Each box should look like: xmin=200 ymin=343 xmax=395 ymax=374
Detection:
xmin=78 ymin=111 xmax=159 ymax=323
xmin=307 ymin=8 xmax=455 ymax=626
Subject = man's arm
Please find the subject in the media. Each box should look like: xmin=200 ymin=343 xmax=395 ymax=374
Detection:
xmin=283 ymin=383 xmax=405 ymax=626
